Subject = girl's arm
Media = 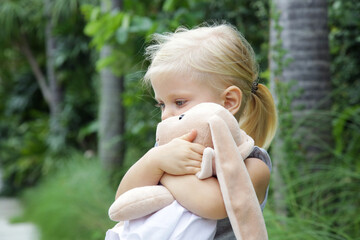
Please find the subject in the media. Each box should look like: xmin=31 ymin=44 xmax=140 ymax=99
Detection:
xmin=160 ymin=157 xmax=270 ymax=219
xmin=115 ymin=147 xmax=164 ymax=199
xmin=160 ymin=174 xmax=227 ymax=220
xmin=116 ymin=130 xmax=204 ymax=199
xmin=244 ymin=157 xmax=271 ymax=203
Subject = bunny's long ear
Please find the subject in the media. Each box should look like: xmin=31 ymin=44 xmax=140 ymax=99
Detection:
xmin=208 ymin=115 xmax=268 ymax=240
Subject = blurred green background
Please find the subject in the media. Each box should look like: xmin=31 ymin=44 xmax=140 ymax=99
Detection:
xmin=0 ymin=0 xmax=359 ymax=239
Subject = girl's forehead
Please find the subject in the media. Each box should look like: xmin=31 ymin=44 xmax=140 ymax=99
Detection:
xmin=148 ymin=65 xmax=228 ymax=94
xmin=150 ymin=70 xmax=198 ymax=86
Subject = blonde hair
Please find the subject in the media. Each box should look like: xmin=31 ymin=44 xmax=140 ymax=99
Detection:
xmin=143 ymin=23 xmax=277 ymax=149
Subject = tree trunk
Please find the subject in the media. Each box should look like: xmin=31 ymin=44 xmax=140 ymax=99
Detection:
xmin=44 ymin=0 xmax=65 ymax=151
xmin=18 ymin=34 xmax=52 ymax=105
xmin=269 ymin=0 xmax=332 ymax=215
xmin=99 ymin=0 xmax=125 ymax=169
xmin=272 ymin=0 xmax=332 ymax=160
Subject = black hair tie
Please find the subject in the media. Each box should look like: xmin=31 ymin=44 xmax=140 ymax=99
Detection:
xmin=251 ymin=80 xmax=259 ymax=93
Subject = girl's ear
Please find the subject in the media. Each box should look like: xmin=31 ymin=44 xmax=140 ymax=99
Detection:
xmin=221 ymin=86 xmax=242 ymax=115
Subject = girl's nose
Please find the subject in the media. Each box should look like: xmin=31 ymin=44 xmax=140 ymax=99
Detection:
xmin=161 ymin=108 xmax=173 ymax=121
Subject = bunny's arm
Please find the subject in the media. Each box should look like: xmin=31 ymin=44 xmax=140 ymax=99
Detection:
xmin=109 ymin=185 xmax=175 ymax=221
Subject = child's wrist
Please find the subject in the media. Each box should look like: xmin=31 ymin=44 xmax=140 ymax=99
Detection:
xmin=145 ymin=147 xmax=165 ymax=176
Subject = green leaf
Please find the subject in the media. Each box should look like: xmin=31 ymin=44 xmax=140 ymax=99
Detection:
xmin=129 ymin=16 xmax=153 ymax=33
xmin=333 ymin=106 xmax=360 ymax=156
xmin=84 ymin=20 xmax=102 ymax=37
xmin=90 ymin=6 xmax=101 ymax=21
xmin=116 ymin=27 xmax=128 ymax=44
xmin=163 ymin=0 xmax=176 ymax=12
xmin=78 ymin=121 xmax=98 ymax=142
xmin=114 ymin=13 xmax=130 ymax=44
xmin=80 ymin=4 xmax=94 ymax=21
xmin=96 ymin=54 xmax=117 ymax=71
xmin=121 ymin=13 xmax=131 ymax=29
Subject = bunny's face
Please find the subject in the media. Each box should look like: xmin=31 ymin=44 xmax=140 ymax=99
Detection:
xmin=156 ymin=102 xmax=239 ymax=148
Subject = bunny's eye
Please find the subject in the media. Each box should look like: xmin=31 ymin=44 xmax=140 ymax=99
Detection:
xmin=179 ymin=114 xmax=185 ymax=120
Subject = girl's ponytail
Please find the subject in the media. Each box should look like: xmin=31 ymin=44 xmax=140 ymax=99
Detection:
xmin=239 ymin=83 xmax=277 ymax=149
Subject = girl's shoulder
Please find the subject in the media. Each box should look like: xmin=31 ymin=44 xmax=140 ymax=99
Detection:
xmin=248 ymin=146 xmax=272 ymax=172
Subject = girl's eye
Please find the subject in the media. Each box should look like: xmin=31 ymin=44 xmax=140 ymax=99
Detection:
xmin=175 ymin=100 xmax=186 ymax=106
xmin=155 ymin=102 xmax=165 ymax=109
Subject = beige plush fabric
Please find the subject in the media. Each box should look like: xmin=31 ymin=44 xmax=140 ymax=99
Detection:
xmin=109 ymin=186 xmax=174 ymax=221
xmin=108 ymin=103 xmax=268 ymax=239
xmin=208 ymin=115 xmax=267 ymax=240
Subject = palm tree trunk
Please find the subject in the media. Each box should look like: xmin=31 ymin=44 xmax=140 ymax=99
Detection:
xmin=44 ymin=0 xmax=65 ymax=151
xmin=99 ymin=0 xmax=125 ymax=169
xmin=270 ymin=0 xmax=332 ymax=215
xmin=274 ymin=0 xmax=332 ymax=160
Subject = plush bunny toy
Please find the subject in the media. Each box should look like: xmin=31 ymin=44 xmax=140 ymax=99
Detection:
xmin=108 ymin=102 xmax=268 ymax=240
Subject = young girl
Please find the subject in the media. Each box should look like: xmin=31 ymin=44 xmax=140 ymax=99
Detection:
xmin=110 ymin=23 xmax=277 ymax=239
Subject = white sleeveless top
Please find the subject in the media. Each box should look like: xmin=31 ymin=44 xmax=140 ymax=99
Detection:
xmin=105 ymin=200 xmax=217 ymax=240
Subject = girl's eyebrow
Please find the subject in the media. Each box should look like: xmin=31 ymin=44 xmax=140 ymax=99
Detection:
xmin=153 ymin=91 xmax=190 ymax=103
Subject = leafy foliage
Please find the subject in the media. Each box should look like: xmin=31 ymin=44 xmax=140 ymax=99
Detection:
xmin=0 ymin=0 xmax=98 ymax=193
xmin=20 ymin=154 xmax=114 ymax=240
xmin=0 ymin=0 xmax=359 ymax=239
xmin=329 ymin=0 xmax=360 ymax=161
xmin=0 ymin=69 xmax=48 ymax=195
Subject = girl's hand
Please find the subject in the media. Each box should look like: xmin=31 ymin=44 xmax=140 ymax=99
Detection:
xmin=115 ymin=130 xmax=204 ymax=199
xmin=154 ymin=129 xmax=205 ymax=175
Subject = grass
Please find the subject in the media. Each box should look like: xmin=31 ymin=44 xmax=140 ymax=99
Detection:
xmin=264 ymin=163 xmax=360 ymax=240
xmin=19 ymin=153 xmax=116 ymax=240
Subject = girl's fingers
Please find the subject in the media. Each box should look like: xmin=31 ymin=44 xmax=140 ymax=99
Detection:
xmin=185 ymin=166 xmax=201 ymax=174
xmin=191 ymin=143 xmax=206 ymax=154
xmin=179 ymin=129 xmax=197 ymax=142
xmin=186 ymin=160 xmax=202 ymax=168
xmin=187 ymin=151 xmax=203 ymax=162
